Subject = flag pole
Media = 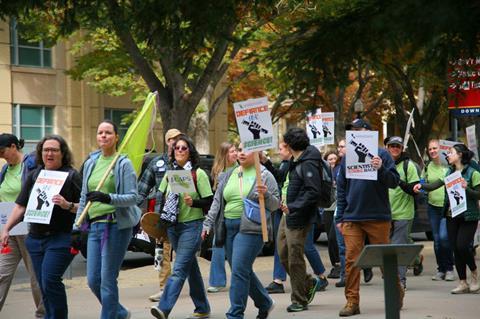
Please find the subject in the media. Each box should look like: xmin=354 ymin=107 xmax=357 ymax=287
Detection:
xmin=75 ymin=92 xmax=157 ymax=227
xmin=254 ymin=151 xmax=269 ymax=242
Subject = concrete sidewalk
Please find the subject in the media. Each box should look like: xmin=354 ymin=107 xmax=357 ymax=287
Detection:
xmin=2 ymin=241 xmax=479 ymax=318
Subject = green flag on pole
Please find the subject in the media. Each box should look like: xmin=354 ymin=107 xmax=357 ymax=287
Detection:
xmin=119 ymin=92 xmax=157 ymax=175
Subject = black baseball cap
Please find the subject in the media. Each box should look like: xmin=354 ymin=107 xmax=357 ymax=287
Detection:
xmin=385 ymin=136 xmax=404 ymax=146
xmin=345 ymin=118 xmax=372 ymax=130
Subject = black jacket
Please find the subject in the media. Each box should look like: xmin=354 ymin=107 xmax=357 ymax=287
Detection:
xmin=285 ymin=145 xmax=322 ymax=229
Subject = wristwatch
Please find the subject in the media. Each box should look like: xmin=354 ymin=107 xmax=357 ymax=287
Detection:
xmin=68 ymin=202 xmax=75 ymax=210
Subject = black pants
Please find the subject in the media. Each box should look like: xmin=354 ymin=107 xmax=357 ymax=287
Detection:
xmin=446 ymin=216 xmax=478 ymax=280
xmin=322 ymin=210 xmax=339 ymax=266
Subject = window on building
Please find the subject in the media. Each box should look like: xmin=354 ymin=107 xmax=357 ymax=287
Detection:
xmin=104 ymin=108 xmax=133 ymax=142
xmin=12 ymin=105 xmax=54 ymax=153
xmin=10 ymin=19 xmax=52 ymax=68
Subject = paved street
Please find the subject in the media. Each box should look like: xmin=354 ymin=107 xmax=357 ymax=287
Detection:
xmin=3 ymin=240 xmax=479 ymax=318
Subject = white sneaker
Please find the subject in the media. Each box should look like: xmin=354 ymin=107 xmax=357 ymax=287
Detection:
xmin=148 ymin=290 xmax=163 ymax=302
xmin=432 ymin=272 xmax=445 ymax=281
xmin=451 ymin=282 xmax=470 ymax=294
xmin=470 ymin=272 xmax=480 ymax=293
xmin=445 ymin=271 xmax=455 ymax=281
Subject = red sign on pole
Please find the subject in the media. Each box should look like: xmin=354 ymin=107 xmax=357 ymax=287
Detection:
xmin=448 ymin=57 xmax=480 ymax=116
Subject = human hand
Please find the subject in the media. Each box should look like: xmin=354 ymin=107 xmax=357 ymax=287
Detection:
xmin=280 ymin=203 xmax=289 ymax=214
xmin=371 ymin=156 xmax=383 ymax=170
xmin=52 ymin=194 xmax=69 ymax=210
xmin=256 ymin=183 xmax=267 ymax=195
xmin=183 ymin=194 xmax=193 ymax=206
xmin=86 ymin=191 xmax=111 ymax=204
xmin=0 ymin=230 xmax=9 ymax=247
xmin=201 ymin=230 xmax=209 ymax=240
xmin=460 ymin=178 xmax=467 ymax=189
xmin=413 ymin=183 xmax=422 ymax=193
xmin=336 ymin=222 xmax=344 ymax=235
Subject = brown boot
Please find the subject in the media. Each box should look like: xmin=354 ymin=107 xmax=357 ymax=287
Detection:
xmin=339 ymin=302 xmax=360 ymax=316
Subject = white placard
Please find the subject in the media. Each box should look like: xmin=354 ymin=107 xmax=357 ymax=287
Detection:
xmin=24 ymin=170 xmax=69 ymax=224
xmin=234 ymin=97 xmax=274 ymax=152
xmin=438 ymin=140 xmax=458 ymax=166
xmin=0 ymin=202 xmax=28 ymax=236
xmin=346 ymin=130 xmax=379 ymax=180
xmin=166 ymin=170 xmax=196 ymax=194
xmin=322 ymin=112 xmax=335 ymax=145
xmin=466 ymin=125 xmax=479 ymax=161
xmin=134 ymin=230 xmax=151 ymax=243
xmin=444 ymin=171 xmax=467 ymax=217
xmin=306 ymin=109 xmax=324 ymax=146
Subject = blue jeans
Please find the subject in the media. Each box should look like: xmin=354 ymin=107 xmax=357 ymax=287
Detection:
xmin=335 ymin=223 xmax=346 ymax=280
xmin=26 ymin=232 xmax=74 ymax=319
xmin=224 ymin=218 xmax=272 ymax=319
xmin=428 ymin=205 xmax=454 ymax=273
xmin=159 ymin=220 xmax=210 ymax=315
xmin=87 ymin=222 xmax=131 ymax=319
xmin=272 ymin=210 xmax=287 ymax=281
xmin=209 ymin=242 xmax=227 ymax=287
xmin=305 ymin=225 xmax=326 ymax=275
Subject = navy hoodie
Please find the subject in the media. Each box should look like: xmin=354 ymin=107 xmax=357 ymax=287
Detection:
xmin=336 ymin=148 xmax=399 ymax=222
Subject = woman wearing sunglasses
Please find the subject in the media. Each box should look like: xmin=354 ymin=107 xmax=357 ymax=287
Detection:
xmin=202 ymin=145 xmax=279 ymax=319
xmin=151 ymin=135 xmax=213 ymax=319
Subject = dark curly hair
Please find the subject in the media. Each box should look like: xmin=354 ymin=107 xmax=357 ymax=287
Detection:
xmin=170 ymin=135 xmax=200 ymax=169
xmin=36 ymin=135 xmax=74 ymax=168
xmin=452 ymin=143 xmax=474 ymax=165
xmin=283 ymin=128 xmax=310 ymax=151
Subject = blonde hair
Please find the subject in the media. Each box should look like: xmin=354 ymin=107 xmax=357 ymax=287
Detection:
xmin=211 ymin=142 xmax=236 ymax=190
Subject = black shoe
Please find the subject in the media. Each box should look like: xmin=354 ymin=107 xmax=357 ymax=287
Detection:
xmin=316 ymin=275 xmax=329 ymax=291
xmin=327 ymin=265 xmax=341 ymax=279
xmin=286 ymin=303 xmax=307 ymax=312
xmin=265 ymin=281 xmax=285 ymax=294
xmin=256 ymin=300 xmax=275 ymax=319
xmin=335 ymin=279 xmax=345 ymax=288
xmin=413 ymin=254 xmax=424 ymax=276
xmin=363 ymin=268 xmax=373 ymax=283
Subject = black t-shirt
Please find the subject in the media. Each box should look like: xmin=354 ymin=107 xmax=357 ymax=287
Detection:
xmin=16 ymin=166 xmax=82 ymax=235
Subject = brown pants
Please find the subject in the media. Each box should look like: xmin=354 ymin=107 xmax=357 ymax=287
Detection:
xmin=277 ymin=215 xmax=313 ymax=305
xmin=157 ymin=226 xmax=172 ymax=288
xmin=342 ymin=221 xmax=402 ymax=305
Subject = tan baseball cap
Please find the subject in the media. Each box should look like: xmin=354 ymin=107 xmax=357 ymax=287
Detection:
xmin=165 ymin=128 xmax=182 ymax=141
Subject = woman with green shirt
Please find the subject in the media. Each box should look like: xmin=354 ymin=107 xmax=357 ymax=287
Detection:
xmin=423 ymin=139 xmax=455 ymax=281
xmin=150 ymin=135 xmax=213 ymax=319
xmin=76 ymin=120 xmax=141 ymax=319
xmin=415 ymin=143 xmax=480 ymax=294
xmin=202 ymin=145 xmax=280 ymax=319
xmin=0 ymin=134 xmax=44 ymax=317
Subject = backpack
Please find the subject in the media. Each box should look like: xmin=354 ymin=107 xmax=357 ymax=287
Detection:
xmin=191 ymin=169 xmax=211 ymax=215
xmin=295 ymin=158 xmax=335 ymax=208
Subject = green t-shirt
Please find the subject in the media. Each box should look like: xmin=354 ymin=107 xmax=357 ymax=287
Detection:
xmin=281 ymin=173 xmax=289 ymax=206
xmin=223 ymin=166 xmax=256 ymax=219
xmin=87 ymin=154 xmax=117 ymax=219
xmin=159 ymin=168 xmax=213 ymax=223
xmin=424 ymin=162 xmax=449 ymax=207
xmin=389 ymin=160 xmax=419 ymax=220
xmin=0 ymin=163 xmax=23 ymax=202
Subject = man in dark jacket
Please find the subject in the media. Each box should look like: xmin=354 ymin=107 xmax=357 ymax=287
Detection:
xmin=277 ymin=128 xmax=322 ymax=312
xmin=336 ymin=118 xmax=403 ymax=316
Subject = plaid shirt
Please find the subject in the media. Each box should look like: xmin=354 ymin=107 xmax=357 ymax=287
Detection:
xmin=136 ymin=154 xmax=169 ymax=206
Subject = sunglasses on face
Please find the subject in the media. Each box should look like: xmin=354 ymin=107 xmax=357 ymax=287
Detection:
xmin=175 ymin=145 xmax=189 ymax=152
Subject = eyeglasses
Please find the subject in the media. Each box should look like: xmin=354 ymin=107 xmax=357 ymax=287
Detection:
xmin=174 ymin=146 xmax=189 ymax=152
xmin=387 ymin=144 xmax=402 ymax=149
xmin=42 ymin=148 xmax=61 ymax=153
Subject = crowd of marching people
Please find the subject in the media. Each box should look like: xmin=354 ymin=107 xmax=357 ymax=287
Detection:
xmin=0 ymin=115 xmax=479 ymax=319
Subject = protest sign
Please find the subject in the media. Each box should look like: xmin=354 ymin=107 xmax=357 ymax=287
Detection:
xmin=24 ymin=170 xmax=69 ymax=224
xmin=321 ymin=112 xmax=335 ymax=145
xmin=466 ymin=125 xmax=479 ymax=161
xmin=0 ymin=202 xmax=28 ymax=236
xmin=166 ymin=170 xmax=196 ymax=194
xmin=346 ymin=130 xmax=379 ymax=180
xmin=438 ymin=140 xmax=458 ymax=165
xmin=306 ymin=109 xmax=324 ymax=146
xmin=444 ymin=171 xmax=467 ymax=217
xmin=234 ymin=97 xmax=274 ymax=152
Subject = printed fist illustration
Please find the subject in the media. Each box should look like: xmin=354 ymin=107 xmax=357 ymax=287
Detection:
xmin=36 ymin=188 xmax=50 ymax=210
xmin=354 ymin=143 xmax=370 ymax=163
xmin=309 ymin=124 xmax=320 ymax=139
xmin=322 ymin=124 xmax=331 ymax=137
xmin=247 ymin=121 xmax=263 ymax=139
